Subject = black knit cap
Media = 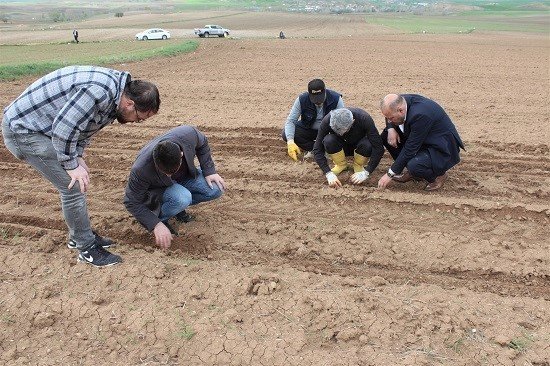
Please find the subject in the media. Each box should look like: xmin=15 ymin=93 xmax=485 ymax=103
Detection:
xmin=307 ymin=79 xmax=326 ymax=104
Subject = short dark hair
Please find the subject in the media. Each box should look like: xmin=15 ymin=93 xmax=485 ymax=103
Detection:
xmin=308 ymin=78 xmax=325 ymax=93
xmin=124 ymin=80 xmax=160 ymax=113
xmin=153 ymin=140 xmax=181 ymax=174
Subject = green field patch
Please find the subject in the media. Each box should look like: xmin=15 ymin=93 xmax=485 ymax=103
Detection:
xmin=364 ymin=13 xmax=549 ymax=33
xmin=452 ymin=0 xmax=550 ymax=11
xmin=0 ymin=39 xmax=198 ymax=80
xmin=173 ymin=0 xmax=280 ymax=10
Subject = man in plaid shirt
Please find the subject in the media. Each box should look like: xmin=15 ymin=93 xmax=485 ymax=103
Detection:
xmin=2 ymin=65 xmax=160 ymax=267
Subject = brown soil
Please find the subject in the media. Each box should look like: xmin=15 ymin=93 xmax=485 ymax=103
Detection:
xmin=1 ymin=11 xmax=549 ymax=366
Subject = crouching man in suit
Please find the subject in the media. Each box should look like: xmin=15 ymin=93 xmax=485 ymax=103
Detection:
xmin=378 ymin=94 xmax=464 ymax=191
xmin=124 ymin=125 xmax=225 ymax=249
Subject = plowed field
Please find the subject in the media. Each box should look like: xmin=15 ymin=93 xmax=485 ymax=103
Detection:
xmin=1 ymin=11 xmax=549 ymax=366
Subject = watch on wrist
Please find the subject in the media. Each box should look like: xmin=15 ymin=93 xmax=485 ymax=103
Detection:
xmin=387 ymin=170 xmax=395 ymax=178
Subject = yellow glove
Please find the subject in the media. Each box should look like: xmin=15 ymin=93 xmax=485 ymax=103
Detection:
xmin=287 ymin=140 xmax=301 ymax=162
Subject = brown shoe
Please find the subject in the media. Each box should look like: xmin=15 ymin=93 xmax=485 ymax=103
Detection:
xmin=424 ymin=173 xmax=448 ymax=191
xmin=392 ymin=171 xmax=422 ymax=183
xmin=392 ymin=171 xmax=414 ymax=183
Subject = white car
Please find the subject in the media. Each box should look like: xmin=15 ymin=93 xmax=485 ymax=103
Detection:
xmin=135 ymin=28 xmax=170 ymax=41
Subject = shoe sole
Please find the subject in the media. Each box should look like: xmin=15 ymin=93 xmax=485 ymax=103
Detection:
xmin=77 ymin=256 xmax=121 ymax=267
xmin=68 ymin=242 xmax=113 ymax=250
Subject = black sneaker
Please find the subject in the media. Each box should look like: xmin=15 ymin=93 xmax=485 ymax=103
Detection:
xmin=78 ymin=244 xmax=122 ymax=267
xmin=68 ymin=231 xmax=114 ymax=250
xmin=175 ymin=210 xmax=195 ymax=223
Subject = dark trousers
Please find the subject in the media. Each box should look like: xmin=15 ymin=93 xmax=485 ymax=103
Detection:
xmin=381 ymin=128 xmax=437 ymax=182
xmin=281 ymin=125 xmax=317 ymax=152
xmin=322 ymin=133 xmax=373 ymax=157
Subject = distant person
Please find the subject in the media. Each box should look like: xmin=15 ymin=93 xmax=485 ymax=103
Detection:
xmin=279 ymin=30 xmax=286 ymax=39
xmin=282 ymin=79 xmax=344 ymax=161
xmin=314 ymin=108 xmax=384 ymax=188
xmin=124 ymin=125 xmax=226 ymax=250
xmin=377 ymin=94 xmax=465 ymax=191
xmin=2 ymin=66 xmax=160 ymax=267
xmin=73 ymin=29 xmax=79 ymax=43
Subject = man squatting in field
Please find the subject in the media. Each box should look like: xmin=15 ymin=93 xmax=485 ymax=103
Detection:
xmin=314 ymin=108 xmax=384 ymax=188
xmin=2 ymin=65 xmax=160 ymax=267
xmin=124 ymin=125 xmax=226 ymax=250
xmin=377 ymin=94 xmax=465 ymax=191
xmin=281 ymin=79 xmax=344 ymax=161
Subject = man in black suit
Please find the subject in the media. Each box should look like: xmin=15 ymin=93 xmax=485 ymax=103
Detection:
xmin=377 ymin=94 xmax=464 ymax=191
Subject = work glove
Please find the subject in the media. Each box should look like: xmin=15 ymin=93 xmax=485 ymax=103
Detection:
xmin=350 ymin=170 xmax=370 ymax=185
xmin=287 ymin=140 xmax=301 ymax=161
xmin=326 ymin=172 xmax=342 ymax=189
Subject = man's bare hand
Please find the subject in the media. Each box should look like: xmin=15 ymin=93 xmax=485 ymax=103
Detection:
xmin=387 ymin=128 xmax=400 ymax=148
xmin=77 ymin=157 xmax=90 ymax=173
xmin=67 ymin=165 xmax=90 ymax=193
xmin=153 ymin=222 xmax=173 ymax=249
xmin=205 ymin=173 xmax=226 ymax=191
xmin=378 ymin=173 xmax=393 ymax=189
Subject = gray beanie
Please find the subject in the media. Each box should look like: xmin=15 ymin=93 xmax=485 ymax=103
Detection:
xmin=329 ymin=108 xmax=354 ymax=135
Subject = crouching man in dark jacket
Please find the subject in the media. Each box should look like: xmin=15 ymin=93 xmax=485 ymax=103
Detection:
xmin=124 ymin=125 xmax=225 ymax=249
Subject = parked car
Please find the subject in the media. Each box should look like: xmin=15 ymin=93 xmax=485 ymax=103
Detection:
xmin=135 ymin=28 xmax=170 ymax=41
xmin=194 ymin=25 xmax=230 ymax=38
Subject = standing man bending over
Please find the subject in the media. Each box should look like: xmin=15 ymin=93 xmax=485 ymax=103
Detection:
xmin=377 ymin=94 xmax=464 ymax=191
xmin=124 ymin=125 xmax=225 ymax=250
xmin=282 ymin=79 xmax=344 ymax=161
xmin=314 ymin=108 xmax=384 ymax=188
xmin=2 ymin=65 xmax=160 ymax=267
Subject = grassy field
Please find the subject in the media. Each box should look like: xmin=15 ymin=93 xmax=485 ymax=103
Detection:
xmin=1 ymin=0 xmax=547 ymax=79
xmin=172 ymin=0 xmax=281 ymax=11
xmin=364 ymin=12 xmax=549 ymax=33
xmin=452 ymin=0 xmax=550 ymax=11
xmin=0 ymin=40 xmax=198 ymax=80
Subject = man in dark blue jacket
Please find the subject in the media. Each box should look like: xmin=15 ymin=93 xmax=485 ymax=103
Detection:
xmin=124 ymin=125 xmax=225 ymax=249
xmin=282 ymin=79 xmax=344 ymax=161
xmin=377 ymin=94 xmax=464 ymax=191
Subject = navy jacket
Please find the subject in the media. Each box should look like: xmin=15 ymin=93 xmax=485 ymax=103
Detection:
xmin=297 ymin=89 xmax=341 ymax=129
xmin=390 ymin=94 xmax=464 ymax=176
xmin=124 ymin=125 xmax=216 ymax=231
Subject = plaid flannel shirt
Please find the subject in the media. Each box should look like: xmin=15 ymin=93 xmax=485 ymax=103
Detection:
xmin=3 ymin=65 xmax=130 ymax=170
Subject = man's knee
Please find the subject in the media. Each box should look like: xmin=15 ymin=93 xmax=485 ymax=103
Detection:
xmin=407 ymin=154 xmax=432 ymax=180
xmin=177 ymin=190 xmax=193 ymax=208
xmin=323 ymin=134 xmax=342 ymax=154
xmin=166 ymin=186 xmax=192 ymax=209
xmin=205 ymin=185 xmax=224 ymax=201
xmin=407 ymin=161 xmax=421 ymax=177
xmin=355 ymin=142 xmax=372 ymax=157
xmin=61 ymin=188 xmax=87 ymax=211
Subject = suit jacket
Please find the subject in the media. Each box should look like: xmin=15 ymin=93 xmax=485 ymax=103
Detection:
xmin=390 ymin=94 xmax=464 ymax=176
xmin=124 ymin=125 xmax=216 ymax=231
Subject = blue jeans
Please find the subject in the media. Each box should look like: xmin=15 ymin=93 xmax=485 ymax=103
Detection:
xmin=2 ymin=119 xmax=95 ymax=250
xmin=159 ymin=169 xmax=223 ymax=222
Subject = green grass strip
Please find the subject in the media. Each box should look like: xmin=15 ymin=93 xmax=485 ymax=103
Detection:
xmin=364 ymin=13 xmax=549 ymax=34
xmin=0 ymin=40 xmax=198 ymax=81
